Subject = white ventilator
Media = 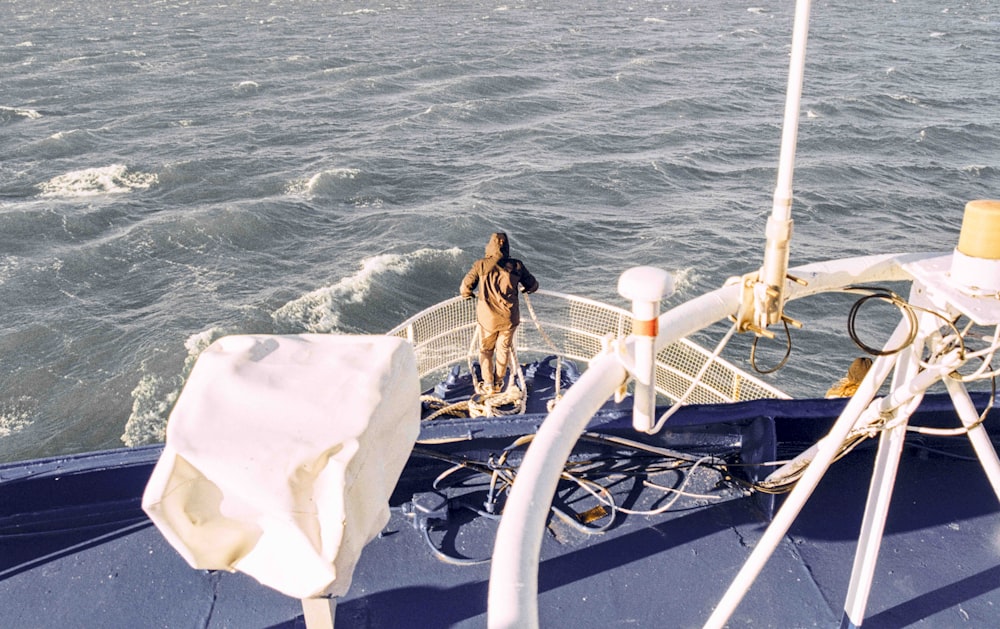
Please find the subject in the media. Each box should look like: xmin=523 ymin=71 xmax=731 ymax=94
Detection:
xmin=142 ymin=334 xmax=420 ymax=617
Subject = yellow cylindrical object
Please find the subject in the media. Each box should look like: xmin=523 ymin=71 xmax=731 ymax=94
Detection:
xmin=957 ymin=200 xmax=1000 ymax=260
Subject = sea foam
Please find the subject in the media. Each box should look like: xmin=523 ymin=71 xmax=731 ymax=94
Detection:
xmin=0 ymin=105 xmax=42 ymax=121
xmin=0 ymin=396 xmax=34 ymax=438
xmin=120 ymin=326 xmax=229 ymax=448
xmin=37 ymin=164 xmax=157 ymax=198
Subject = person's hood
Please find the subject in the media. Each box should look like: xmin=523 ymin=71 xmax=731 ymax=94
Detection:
xmin=485 ymin=232 xmax=509 ymax=260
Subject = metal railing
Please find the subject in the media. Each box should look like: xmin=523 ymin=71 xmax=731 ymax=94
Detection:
xmin=387 ymin=290 xmax=787 ymax=405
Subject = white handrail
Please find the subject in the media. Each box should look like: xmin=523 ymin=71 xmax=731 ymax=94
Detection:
xmin=486 ymin=252 xmax=930 ymax=629
xmin=387 ymin=288 xmax=786 ymax=404
xmin=487 ymin=350 xmax=627 ymax=629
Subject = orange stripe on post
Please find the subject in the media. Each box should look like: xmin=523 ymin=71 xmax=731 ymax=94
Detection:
xmin=633 ymin=318 xmax=658 ymax=337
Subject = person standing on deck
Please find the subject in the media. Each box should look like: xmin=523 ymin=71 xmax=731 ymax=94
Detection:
xmin=460 ymin=232 xmax=539 ymax=394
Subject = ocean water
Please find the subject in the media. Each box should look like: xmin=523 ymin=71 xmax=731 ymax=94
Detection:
xmin=1 ymin=0 xmax=998 ymax=464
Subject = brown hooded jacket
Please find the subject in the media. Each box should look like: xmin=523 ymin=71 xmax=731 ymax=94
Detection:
xmin=460 ymin=232 xmax=539 ymax=332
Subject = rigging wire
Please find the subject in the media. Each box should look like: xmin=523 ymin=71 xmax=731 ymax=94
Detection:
xmin=419 ymin=524 xmax=491 ymax=566
xmin=748 ymin=286 xmax=1000 ymax=493
xmin=522 ymin=291 xmax=566 ymax=409
xmin=651 ymin=322 xmax=739 ymax=432
xmin=840 ymin=285 xmax=965 ymax=358
xmin=421 ymin=327 xmax=528 ymax=420
xmin=419 ymin=282 xmax=1000 ymax=538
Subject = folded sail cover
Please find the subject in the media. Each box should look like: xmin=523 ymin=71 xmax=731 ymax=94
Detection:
xmin=142 ymin=334 xmax=420 ymax=599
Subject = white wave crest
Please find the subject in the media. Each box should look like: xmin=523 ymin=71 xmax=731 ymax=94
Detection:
xmin=1 ymin=105 xmax=41 ymax=120
xmin=890 ymin=93 xmax=920 ymax=105
xmin=120 ymin=326 xmax=229 ymax=447
xmin=37 ymin=164 xmax=158 ymax=198
xmin=671 ymin=266 xmax=699 ymax=294
xmin=286 ymin=168 xmax=361 ymax=198
xmin=234 ymin=80 xmax=260 ymax=94
xmin=272 ymin=247 xmax=462 ymax=333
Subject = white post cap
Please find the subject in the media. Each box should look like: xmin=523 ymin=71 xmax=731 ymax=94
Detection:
xmin=617 ymin=266 xmax=674 ymax=303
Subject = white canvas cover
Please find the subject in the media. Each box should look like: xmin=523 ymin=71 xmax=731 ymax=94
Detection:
xmin=141 ymin=334 xmax=420 ymax=599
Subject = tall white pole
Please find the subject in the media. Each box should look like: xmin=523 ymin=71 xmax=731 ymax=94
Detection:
xmin=758 ymin=0 xmax=812 ymax=328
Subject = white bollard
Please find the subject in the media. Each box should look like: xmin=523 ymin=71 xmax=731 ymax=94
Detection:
xmin=617 ymin=266 xmax=674 ymax=432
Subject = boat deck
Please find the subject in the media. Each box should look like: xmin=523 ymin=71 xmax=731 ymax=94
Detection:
xmin=3 ymin=394 xmax=999 ymax=628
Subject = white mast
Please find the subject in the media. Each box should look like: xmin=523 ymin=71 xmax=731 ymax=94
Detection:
xmin=735 ymin=0 xmax=812 ymax=334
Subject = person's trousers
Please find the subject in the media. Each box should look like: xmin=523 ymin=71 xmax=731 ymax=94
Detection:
xmin=479 ymin=325 xmax=515 ymax=388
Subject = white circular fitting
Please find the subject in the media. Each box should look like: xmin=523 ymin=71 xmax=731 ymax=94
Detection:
xmin=617 ymin=266 xmax=674 ymax=303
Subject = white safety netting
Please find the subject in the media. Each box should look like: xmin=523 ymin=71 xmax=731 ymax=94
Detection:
xmin=388 ymin=290 xmax=788 ymax=406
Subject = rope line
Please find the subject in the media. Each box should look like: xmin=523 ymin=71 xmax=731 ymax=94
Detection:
xmin=522 ymin=291 xmax=565 ymax=408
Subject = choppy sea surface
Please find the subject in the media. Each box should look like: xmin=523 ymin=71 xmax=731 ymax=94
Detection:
xmin=1 ymin=0 xmax=998 ymax=464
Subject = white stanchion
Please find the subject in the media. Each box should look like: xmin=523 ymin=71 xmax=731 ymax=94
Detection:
xmin=618 ymin=266 xmax=674 ymax=432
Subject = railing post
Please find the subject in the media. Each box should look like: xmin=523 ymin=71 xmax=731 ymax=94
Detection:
xmin=617 ymin=267 xmax=674 ymax=432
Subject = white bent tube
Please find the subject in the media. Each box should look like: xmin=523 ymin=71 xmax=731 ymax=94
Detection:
xmin=487 ymin=351 xmax=627 ymax=629
xmin=656 ymin=253 xmax=918 ymax=355
xmin=486 ymin=252 xmax=928 ymax=629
